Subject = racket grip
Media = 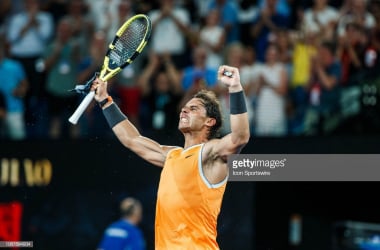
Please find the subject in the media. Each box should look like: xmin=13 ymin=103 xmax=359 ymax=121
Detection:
xmin=68 ymin=91 xmax=95 ymax=124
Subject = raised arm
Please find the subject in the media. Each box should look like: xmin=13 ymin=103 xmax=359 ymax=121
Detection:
xmin=201 ymin=66 xmax=250 ymax=184
xmin=93 ymin=78 xmax=175 ymax=167
xmin=203 ymin=66 xmax=250 ymax=159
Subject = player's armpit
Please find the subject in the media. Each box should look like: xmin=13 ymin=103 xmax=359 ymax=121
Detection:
xmin=203 ymin=132 xmax=249 ymax=161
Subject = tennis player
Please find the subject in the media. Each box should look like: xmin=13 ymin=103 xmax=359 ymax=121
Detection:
xmin=92 ymin=65 xmax=250 ymax=249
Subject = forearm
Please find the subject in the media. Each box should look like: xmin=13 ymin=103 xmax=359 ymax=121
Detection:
xmin=229 ymin=89 xmax=250 ymax=145
xmin=113 ymin=119 xmax=141 ymax=146
xmin=102 ymin=100 xmax=141 ymax=147
xmin=101 ymin=99 xmax=167 ymax=167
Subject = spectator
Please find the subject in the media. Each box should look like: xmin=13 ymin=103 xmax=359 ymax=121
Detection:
xmin=251 ymin=0 xmax=290 ymax=62
xmin=0 ymin=37 xmax=29 ymax=140
xmin=102 ymin=0 xmax=133 ymax=42
xmin=198 ymin=9 xmax=226 ymax=69
xmin=365 ymin=14 xmax=380 ymax=78
xmin=194 ymin=0 xmax=213 ymax=23
xmin=43 ymin=18 xmax=80 ymax=139
xmin=42 ymin=0 xmax=69 ymax=25
xmin=240 ymin=45 xmax=263 ymax=96
xmin=301 ymin=0 xmax=339 ymax=40
xmin=238 ymin=0 xmax=260 ymax=46
xmin=6 ymin=0 xmax=54 ymax=137
xmin=138 ymin=52 xmax=182 ymax=133
xmin=305 ymin=41 xmax=342 ymax=134
xmin=337 ymin=22 xmax=367 ymax=85
xmin=258 ymin=0 xmax=291 ymax=19
xmin=207 ymin=0 xmax=240 ymax=44
xmin=87 ymin=0 xmax=121 ymax=32
xmin=240 ymin=45 xmax=263 ymax=134
xmin=98 ymin=197 xmax=145 ymax=250
xmin=337 ymin=0 xmax=376 ymax=38
xmin=288 ymin=30 xmax=318 ymax=134
xmin=149 ymin=0 xmax=191 ymax=69
xmin=181 ymin=46 xmax=219 ymax=93
xmin=134 ymin=0 xmax=153 ymax=15
xmin=76 ymin=31 xmax=112 ymax=138
xmin=255 ymin=44 xmax=288 ymax=136
xmin=65 ymin=0 xmax=94 ymax=57
xmin=273 ymin=28 xmax=293 ymax=73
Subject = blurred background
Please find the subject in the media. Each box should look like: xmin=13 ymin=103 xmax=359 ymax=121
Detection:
xmin=0 ymin=0 xmax=380 ymax=249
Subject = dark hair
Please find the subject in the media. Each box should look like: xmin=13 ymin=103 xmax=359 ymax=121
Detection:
xmin=193 ymin=90 xmax=222 ymax=139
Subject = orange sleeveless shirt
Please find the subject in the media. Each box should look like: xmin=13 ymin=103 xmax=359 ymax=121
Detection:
xmin=155 ymin=144 xmax=228 ymax=250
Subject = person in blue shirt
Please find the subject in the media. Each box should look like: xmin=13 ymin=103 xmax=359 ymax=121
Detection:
xmin=208 ymin=0 xmax=240 ymax=44
xmin=251 ymin=0 xmax=290 ymax=62
xmin=0 ymin=37 xmax=28 ymax=140
xmin=181 ymin=46 xmax=218 ymax=91
xmin=98 ymin=197 xmax=145 ymax=250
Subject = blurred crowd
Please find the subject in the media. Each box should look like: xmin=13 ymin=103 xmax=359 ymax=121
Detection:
xmin=0 ymin=0 xmax=379 ymax=140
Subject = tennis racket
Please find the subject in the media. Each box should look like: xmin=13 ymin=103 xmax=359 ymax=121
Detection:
xmin=68 ymin=14 xmax=151 ymax=124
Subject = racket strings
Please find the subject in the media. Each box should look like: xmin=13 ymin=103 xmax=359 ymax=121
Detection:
xmin=109 ymin=19 xmax=148 ymax=67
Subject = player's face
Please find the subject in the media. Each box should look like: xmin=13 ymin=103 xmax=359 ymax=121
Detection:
xmin=178 ymin=98 xmax=208 ymax=132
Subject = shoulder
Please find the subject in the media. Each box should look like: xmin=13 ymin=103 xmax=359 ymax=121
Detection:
xmin=104 ymin=221 xmax=130 ymax=237
xmin=108 ymin=219 xmax=126 ymax=229
xmin=163 ymin=146 xmax=183 ymax=160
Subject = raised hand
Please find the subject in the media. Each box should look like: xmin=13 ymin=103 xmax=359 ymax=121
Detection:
xmin=217 ymin=65 xmax=242 ymax=92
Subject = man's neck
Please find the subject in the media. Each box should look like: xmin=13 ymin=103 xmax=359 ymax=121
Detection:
xmin=123 ymin=217 xmax=136 ymax=226
xmin=183 ymin=133 xmax=208 ymax=149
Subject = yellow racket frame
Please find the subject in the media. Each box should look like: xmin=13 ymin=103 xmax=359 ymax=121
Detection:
xmin=100 ymin=14 xmax=151 ymax=81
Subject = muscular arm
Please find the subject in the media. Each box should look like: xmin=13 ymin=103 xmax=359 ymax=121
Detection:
xmin=112 ymin=119 xmax=175 ymax=167
xmin=94 ymin=78 xmax=175 ymax=167
xmin=202 ymin=66 xmax=250 ymax=184
xmin=209 ymin=66 xmax=250 ymax=155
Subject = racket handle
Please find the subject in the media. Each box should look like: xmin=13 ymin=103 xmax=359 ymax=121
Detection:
xmin=68 ymin=91 xmax=95 ymax=124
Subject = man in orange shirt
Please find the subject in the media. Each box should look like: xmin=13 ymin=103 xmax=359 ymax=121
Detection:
xmin=92 ymin=65 xmax=250 ymax=249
